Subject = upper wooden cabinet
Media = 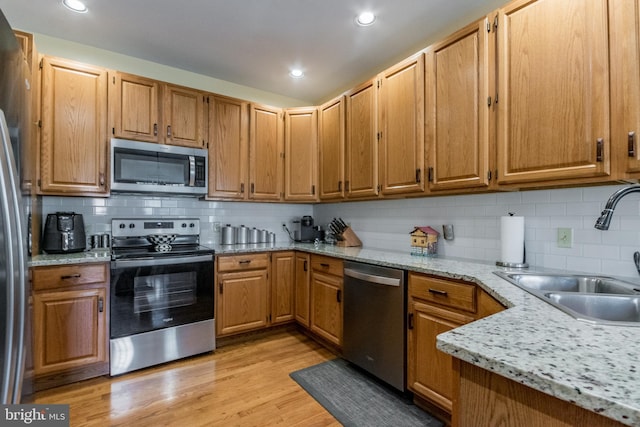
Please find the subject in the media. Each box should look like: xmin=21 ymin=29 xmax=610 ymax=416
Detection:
xmin=425 ymin=19 xmax=491 ymax=192
xmin=345 ymin=78 xmax=379 ymax=199
xmin=109 ymin=72 xmax=160 ymax=143
xmin=39 ymin=57 xmax=108 ymax=196
xmin=207 ymin=94 xmax=249 ymax=199
xmin=611 ymin=0 xmax=640 ymax=178
xmin=378 ymin=54 xmax=425 ymax=196
xmin=109 ymin=71 xmax=206 ymax=148
xmin=249 ymin=103 xmax=284 ymax=201
xmin=318 ymin=96 xmax=346 ymax=200
xmin=495 ymin=0 xmax=611 ymax=186
xmin=284 ymin=107 xmax=318 ymax=201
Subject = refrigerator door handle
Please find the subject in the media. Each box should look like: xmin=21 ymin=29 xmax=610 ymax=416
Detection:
xmin=0 ymin=109 xmax=27 ymax=404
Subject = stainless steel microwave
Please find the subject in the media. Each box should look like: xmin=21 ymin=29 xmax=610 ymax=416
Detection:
xmin=110 ymin=138 xmax=208 ymax=196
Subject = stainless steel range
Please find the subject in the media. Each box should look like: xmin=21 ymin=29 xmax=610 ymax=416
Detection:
xmin=109 ymin=217 xmax=215 ymax=376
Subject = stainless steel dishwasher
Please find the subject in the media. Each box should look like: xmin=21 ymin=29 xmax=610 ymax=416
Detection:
xmin=343 ymin=261 xmax=406 ymax=391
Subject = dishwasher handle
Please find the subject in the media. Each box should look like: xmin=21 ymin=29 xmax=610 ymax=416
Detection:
xmin=344 ymin=268 xmax=401 ymax=287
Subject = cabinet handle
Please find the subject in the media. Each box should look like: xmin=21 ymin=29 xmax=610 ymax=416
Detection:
xmin=238 ymin=260 xmax=252 ymax=265
xmin=629 ymin=132 xmax=637 ymax=158
xmin=303 ymin=260 xmax=308 ymax=272
xmin=428 ymin=167 xmax=434 ymax=183
xmin=337 ymin=289 xmax=342 ymax=303
xmin=596 ymin=138 xmax=604 ymax=162
xmin=219 ymin=282 xmax=223 ymax=294
xmin=415 ymin=168 xmax=421 ymax=183
xmin=153 ymin=123 xmax=158 ymax=136
xmin=167 ymin=125 xmax=172 ymax=138
xmin=311 ymin=185 xmax=315 ymax=195
xmin=240 ymin=183 xmax=245 ymax=193
xmin=428 ymin=288 xmax=448 ymax=296
xmin=61 ymin=274 xmax=81 ymax=280
xmin=98 ymin=297 xmax=104 ymax=313
xmin=320 ymin=263 xmax=330 ymax=268
xmin=407 ymin=313 xmax=414 ymax=330
xmin=250 ymin=183 xmax=255 ymax=194
xmin=99 ymin=172 xmax=105 ymax=187
xmin=338 ymin=181 xmax=342 ymax=192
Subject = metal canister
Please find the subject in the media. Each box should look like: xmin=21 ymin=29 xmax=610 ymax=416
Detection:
xmin=236 ymin=225 xmax=248 ymax=244
xmin=221 ymin=224 xmax=236 ymax=245
xmin=268 ymin=232 xmax=276 ymax=244
xmin=258 ymin=229 xmax=268 ymax=243
xmin=248 ymin=227 xmax=260 ymax=243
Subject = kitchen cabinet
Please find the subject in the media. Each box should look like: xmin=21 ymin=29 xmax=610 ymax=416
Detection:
xmin=216 ymin=253 xmax=270 ymax=336
xmin=454 ymin=360 xmax=626 ymax=427
xmin=31 ymin=263 xmax=109 ymax=391
xmin=39 ymin=56 xmax=108 ymax=196
xmin=249 ymin=103 xmax=284 ymax=201
xmin=207 ymin=94 xmax=249 ymax=199
xmin=425 ymin=19 xmax=491 ymax=192
xmin=294 ymin=252 xmax=311 ymax=327
xmin=108 ymin=71 xmax=206 ymax=148
xmin=318 ymin=96 xmax=346 ymax=200
xmin=407 ymin=272 xmax=503 ymax=419
xmin=611 ymin=0 xmax=640 ymax=178
xmin=108 ymin=72 xmax=161 ymax=143
xmin=284 ymin=107 xmax=318 ymax=201
xmin=345 ymin=78 xmax=378 ymax=199
xmin=309 ymin=255 xmax=343 ymax=347
xmin=495 ymin=0 xmax=611 ymax=186
xmin=378 ymin=54 xmax=425 ymax=196
xmin=271 ymin=251 xmax=295 ymax=324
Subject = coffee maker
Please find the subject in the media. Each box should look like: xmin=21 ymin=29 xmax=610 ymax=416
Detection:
xmin=294 ymin=215 xmax=321 ymax=242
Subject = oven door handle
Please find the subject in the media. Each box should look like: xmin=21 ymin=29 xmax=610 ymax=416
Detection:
xmin=112 ymin=254 xmax=213 ymax=269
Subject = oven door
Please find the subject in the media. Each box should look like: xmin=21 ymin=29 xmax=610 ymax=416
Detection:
xmin=110 ymin=254 xmax=214 ymax=338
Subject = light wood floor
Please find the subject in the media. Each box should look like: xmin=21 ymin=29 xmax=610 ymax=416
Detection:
xmin=34 ymin=328 xmax=341 ymax=427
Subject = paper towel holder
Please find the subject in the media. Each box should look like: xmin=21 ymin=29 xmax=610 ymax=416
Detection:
xmin=496 ymin=245 xmax=529 ymax=268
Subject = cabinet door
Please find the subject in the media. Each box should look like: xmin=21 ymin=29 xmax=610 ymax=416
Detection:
xmin=163 ymin=84 xmax=206 ymax=148
xmin=310 ymin=271 xmax=343 ymax=346
xmin=611 ymin=0 xmax=640 ymax=177
xmin=39 ymin=57 xmax=108 ymax=195
xmin=208 ymin=95 xmax=249 ymax=199
xmin=407 ymin=300 xmax=472 ymax=413
xmin=319 ymin=96 xmax=345 ymax=200
xmin=496 ymin=0 xmax=611 ymax=185
xmin=33 ymin=287 xmax=107 ymax=375
xmin=345 ymin=79 xmax=378 ymax=198
xmin=271 ymin=252 xmax=295 ymax=324
xmin=426 ymin=19 xmax=491 ymax=191
xmin=294 ymin=252 xmax=311 ymax=327
xmin=379 ymin=54 xmax=425 ymax=195
xmin=109 ymin=72 xmax=161 ymax=143
xmin=284 ymin=107 xmax=318 ymax=201
xmin=217 ymin=269 xmax=269 ymax=336
xmin=249 ymin=103 xmax=283 ymax=201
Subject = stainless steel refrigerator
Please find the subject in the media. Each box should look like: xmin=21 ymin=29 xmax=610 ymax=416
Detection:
xmin=0 ymin=8 xmax=32 ymax=404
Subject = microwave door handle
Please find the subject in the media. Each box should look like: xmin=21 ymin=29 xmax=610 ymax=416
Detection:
xmin=189 ymin=156 xmax=196 ymax=187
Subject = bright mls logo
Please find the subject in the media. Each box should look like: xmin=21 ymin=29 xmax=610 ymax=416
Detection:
xmin=2 ymin=405 xmax=69 ymax=426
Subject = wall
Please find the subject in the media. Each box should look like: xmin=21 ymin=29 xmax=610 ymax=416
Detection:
xmin=314 ymin=184 xmax=640 ymax=279
xmin=41 ymin=195 xmax=312 ymax=247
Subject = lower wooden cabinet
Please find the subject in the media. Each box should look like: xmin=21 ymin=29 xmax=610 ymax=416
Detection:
xmin=31 ymin=262 xmax=109 ymax=390
xmin=309 ymin=255 xmax=344 ymax=347
xmin=407 ymin=272 xmax=504 ymax=418
xmin=271 ymin=251 xmax=295 ymax=324
xmin=294 ymin=252 xmax=311 ymax=327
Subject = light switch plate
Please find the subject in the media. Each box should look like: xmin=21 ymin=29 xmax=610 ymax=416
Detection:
xmin=557 ymin=228 xmax=572 ymax=248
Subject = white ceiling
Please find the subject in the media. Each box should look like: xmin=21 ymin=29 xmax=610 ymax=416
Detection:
xmin=0 ymin=0 xmax=506 ymax=104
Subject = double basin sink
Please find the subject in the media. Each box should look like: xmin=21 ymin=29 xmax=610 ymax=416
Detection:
xmin=494 ymin=271 xmax=640 ymax=326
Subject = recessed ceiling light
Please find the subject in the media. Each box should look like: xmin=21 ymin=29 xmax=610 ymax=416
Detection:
xmin=356 ymin=11 xmax=376 ymax=26
xmin=62 ymin=0 xmax=88 ymax=13
xmin=289 ymin=69 xmax=304 ymax=79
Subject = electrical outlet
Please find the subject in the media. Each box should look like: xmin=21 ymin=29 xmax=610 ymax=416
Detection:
xmin=213 ymin=222 xmax=221 ymax=232
xmin=557 ymin=228 xmax=572 ymax=248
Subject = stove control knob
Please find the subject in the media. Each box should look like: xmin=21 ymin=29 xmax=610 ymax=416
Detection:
xmin=119 ymin=224 xmax=125 ymax=229
xmin=190 ymin=223 xmax=195 ymax=228
xmin=181 ymin=223 xmax=187 ymax=228
xmin=129 ymin=223 xmax=135 ymax=229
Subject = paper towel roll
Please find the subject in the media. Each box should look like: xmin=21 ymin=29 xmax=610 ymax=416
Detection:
xmin=500 ymin=215 xmax=525 ymax=264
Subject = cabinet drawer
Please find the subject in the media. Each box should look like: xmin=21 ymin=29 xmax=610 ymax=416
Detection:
xmin=217 ymin=253 xmax=269 ymax=272
xmin=311 ymin=255 xmax=343 ymax=277
xmin=32 ymin=263 xmax=109 ymax=291
xmin=409 ymin=273 xmax=476 ymax=313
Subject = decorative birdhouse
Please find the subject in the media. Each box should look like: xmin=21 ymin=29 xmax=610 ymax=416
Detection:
xmin=410 ymin=226 xmax=439 ymax=256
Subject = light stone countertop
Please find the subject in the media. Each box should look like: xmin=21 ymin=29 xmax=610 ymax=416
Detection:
xmin=30 ymin=242 xmax=640 ymax=425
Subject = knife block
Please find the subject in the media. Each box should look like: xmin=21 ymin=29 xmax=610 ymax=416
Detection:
xmin=336 ymin=227 xmax=362 ymax=247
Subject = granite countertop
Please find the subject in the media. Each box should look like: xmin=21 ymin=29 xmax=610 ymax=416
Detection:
xmin=29 ymin=249 xmax=111 ymax=267
xmin=30 ymin=242 xmax=640 ymax=425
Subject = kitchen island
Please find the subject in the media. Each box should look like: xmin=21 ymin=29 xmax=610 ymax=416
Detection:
xmin=31 ymin=242 xmax=640 ymax=425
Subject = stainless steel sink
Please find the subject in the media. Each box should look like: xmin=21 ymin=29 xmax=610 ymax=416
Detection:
xmin=494 ymin=271 xmax=640 ymax=326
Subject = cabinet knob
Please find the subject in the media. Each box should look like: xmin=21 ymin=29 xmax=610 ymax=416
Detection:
xmin=167 ymin=125 xmax=172 ymax=138
xmin=629 ymin=132 xmax=637 ymax=158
